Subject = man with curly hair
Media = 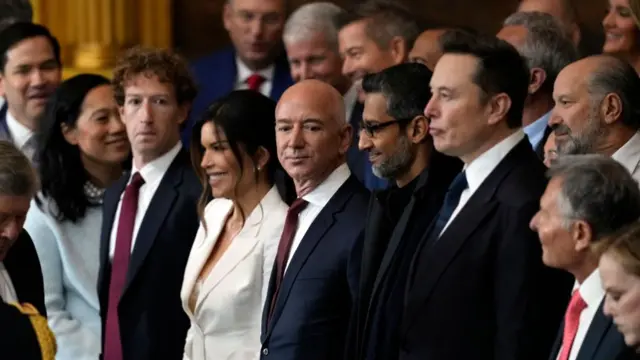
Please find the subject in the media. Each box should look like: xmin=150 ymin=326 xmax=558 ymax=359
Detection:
xmin=97 ymin=47 xmax=202 ymax=360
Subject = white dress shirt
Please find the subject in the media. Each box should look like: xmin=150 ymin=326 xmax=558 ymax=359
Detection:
xmin=344 ymin=85 xmax=358 ymax=123
xmin=285 ymin=163 xmax=351 ymax=271
xmin=556 ymin=269 xmax=605 ymax=360
xmin=441 ymin=130 xmax=525 ymax=235
xmin=612 ymin=132 xmax=640 ymax=185
xmin=108 ymin=142 xmax=182 ymax=258
xmin=0 ymin=262 xmax=18 ymax=303
xmin=6 ymin=110 xmax=35 ymax=160
xmin=234 ymin=57 xmax=274 ymax=98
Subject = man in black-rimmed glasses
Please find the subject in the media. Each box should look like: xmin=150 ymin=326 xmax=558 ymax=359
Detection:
xmin=346 ymin=62 xmax=461 ymax=360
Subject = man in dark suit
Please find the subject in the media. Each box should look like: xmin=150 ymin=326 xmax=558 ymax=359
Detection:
xmin=530 ymin=155 xmax=639 ymax=360
xmin=184 ymin=0 xmax=293 ymax=146
xmin=347 ymin=63 xmax=461 ymax=360
xmin=0 ymin=139 xmax=52 ymax=359
xmin=260 ymin=79 xmax=369 ymax=360
xmin=400 ymin=30 xmax=572 ymax=360
xmin=497 ymin=11 xmax=577 ymax=159
xmin=0 ymin=22 xmax=61 ymax=163
xmin=97 ymin=48 xmax=202 ymax=360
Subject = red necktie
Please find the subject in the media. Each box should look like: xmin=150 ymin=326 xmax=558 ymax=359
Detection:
xmin=104 ymin=173 xmax=145 ymax=360
xmin=246 ymin=73 xmax=265 ymax=91
xmin=558 ymin=290 xmax=588 ymax=360
xmin=268 ymin=198 xmax=308 ymax=321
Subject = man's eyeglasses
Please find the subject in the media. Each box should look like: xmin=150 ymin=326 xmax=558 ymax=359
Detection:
xmin=358 ymin=118 xmax=414 ymax=137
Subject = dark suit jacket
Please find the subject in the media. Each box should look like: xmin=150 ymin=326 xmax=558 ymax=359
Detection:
xmin=4 ymin=230 xmax=46 ymax=316
xmin=97 ymin=149 xmax=201 ymax=360
xmin=347 ymin=152 xmax=461 ymax=360
xmin=260 ymin=175 xmax=369 ymax=360
xmin=548 ymin=301 xmax=637 ymax=360
xmin=0 ymin=104 xmax=12 ymax=142
xmin=0 ymin=301 xmax=49 ymax=360
xmin=182 ymin=47 xmax=294 ymax=145
xmin=400 ymin=139 xmax=573 ymax=360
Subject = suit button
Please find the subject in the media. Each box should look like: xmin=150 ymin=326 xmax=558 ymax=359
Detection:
xmin=262 ymin=348 xmax=269 ymax=356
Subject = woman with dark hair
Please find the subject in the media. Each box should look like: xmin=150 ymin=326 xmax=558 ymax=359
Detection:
xmin=23 ymin=74 xmax=130 ymax=360
xmin=180 ymin=90 xmax=288 ymax=360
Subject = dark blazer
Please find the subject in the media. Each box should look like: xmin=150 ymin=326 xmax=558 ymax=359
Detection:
xmin=548 ymin=301 xmax=637 ymax=360
xmin=348 ymin=152 xmax=461 ymax=360
xmin=0 ymin=301 xmax=51 ymax=360
xmin=400 ymin=139 xmax=573 ymax=360
xmin=97 ymin=149 xmax=201 ymax=360
xmin=4 ymin=230 xmax=46 ymax=316
xmin=260 ymin=175 xmax=369 ymax=360
xmin=182 ymin=47 xmax=294 ymax=145
xmin=0 ymin=104 xmax=11 ymax=142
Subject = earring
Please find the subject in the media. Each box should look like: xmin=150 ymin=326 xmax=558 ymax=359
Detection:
xmin=257 ymin=166 xmax=262 ymax=171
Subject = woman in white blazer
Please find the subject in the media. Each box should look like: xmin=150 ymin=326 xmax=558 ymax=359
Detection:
xmin=181 ymin=90 xmax=292 ymax=360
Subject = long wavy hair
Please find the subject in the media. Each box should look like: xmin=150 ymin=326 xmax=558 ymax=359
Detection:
xmin=190 ymin=90 xmax=294 ymax=229
xmin=35 ymin=74 xmax=125 ymax=222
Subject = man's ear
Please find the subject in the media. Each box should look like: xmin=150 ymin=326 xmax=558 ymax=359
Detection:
xmin=528 ymin=68 xmax=547 ymax=96
xmin=486 ymin=93 xmax=512 ymax=126
xmin=388 ymin=36 xmax=408 ymax=65
xmin=0 ymin=72 xmax=5 ymax=97
xmin=407 ymin=115 xmax=429 ymax=144
xmin=600 ymin=93 xmax=622 ymax=125
xmin=223 ymin=2 xmax=233 ymax=32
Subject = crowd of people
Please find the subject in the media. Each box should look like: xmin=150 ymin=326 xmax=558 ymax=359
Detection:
xmin=3 ymin=0 xmax=640 ymax=359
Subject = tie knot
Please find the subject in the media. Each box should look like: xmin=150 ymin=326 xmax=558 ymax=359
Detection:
xmin=129 ymin=172 xmax=145 ymax=189
xmin=289 ymin=198 xmax=308 ymax=216
xmin=246 ymin=73 xmax=265 ymax=91
xmin=567 ymin=290 xmax=587 ymax=315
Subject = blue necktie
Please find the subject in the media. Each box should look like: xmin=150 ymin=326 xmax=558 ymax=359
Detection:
xmin=431 ymin=171 xmax=468 ymax=239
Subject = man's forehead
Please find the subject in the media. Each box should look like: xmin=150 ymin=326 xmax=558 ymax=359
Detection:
xmin=431 ymin=54 xmax=477 ymax=86
xmin=6 ymin=36 xmax=54 ymax=61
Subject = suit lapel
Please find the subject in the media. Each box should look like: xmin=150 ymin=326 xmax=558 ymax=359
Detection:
xmin=98 ymin=174 xmax=128 ymax=291
xmin=549 ymin=320 xmax=564 ymax=360
xmin=403 ymin=140 xmax=530 ymax=334
xmin=266 ymin=177 xmax=357 ymax=335
xmin=576 ymin=301 xmax=612 ymax=360
xmin=0 ymin=105 xmax=11 ymax=142
xmin=123 ymin=153 xmax=185 ymax=294
xmin=270 ymin=52 xmax=293 ymax=100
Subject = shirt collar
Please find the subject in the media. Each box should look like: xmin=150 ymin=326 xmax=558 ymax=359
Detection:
xmin=5 ymin=109 xmax=33 ymax=149
xmin=235 ymin=57 xmax=275 ymax=85
xmin=302 ymin=163 xmax=351 ymax=208
xmin=612 ymin=132 xmax=640 ymax=176
xmin=576 ymin=269 xmax=605 ymax=309
xmin=464 ymin=130 xmax=525 ymax=193
xmin=131 ymin=142 xmax=182 ymax=184
xmin=523 ymin=111 xmax=550 ymax=147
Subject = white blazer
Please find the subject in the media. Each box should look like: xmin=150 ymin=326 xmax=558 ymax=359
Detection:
xmin=180 ymin=186 xmax=288 ymax=360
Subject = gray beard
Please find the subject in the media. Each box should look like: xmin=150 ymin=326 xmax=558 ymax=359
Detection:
xmin=371 ymin=135 xmax=414 ymax=180
xmin=556 ymin=105 xmax=605 ymax=156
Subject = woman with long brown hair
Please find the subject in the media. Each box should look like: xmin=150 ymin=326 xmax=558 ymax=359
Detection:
xmin=180 ymin=90 xmax=289 ymax=360
xmin=603 ymin=0 xmax=640 ymax=73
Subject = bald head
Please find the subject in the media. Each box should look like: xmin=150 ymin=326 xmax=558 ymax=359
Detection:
xmin=409 ymin=29 xmax=448 ymax=70
xmin=517 ymin=0 xmax=580 ymax=45
xmin=276 ymin=79 xmax=352 ymax=194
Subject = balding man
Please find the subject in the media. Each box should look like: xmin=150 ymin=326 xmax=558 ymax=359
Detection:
xmin=498 ymin=11 xmax=577 ymax=159
xmin=517 ymin=0 xmax=581 ymax=47
xmin=409 ymin=29 xmax=447 ymax=71
xmin=550 ymin=55 xmax=640 ymax=183
xmin=260 ymin=79 xmax=369 ymax=360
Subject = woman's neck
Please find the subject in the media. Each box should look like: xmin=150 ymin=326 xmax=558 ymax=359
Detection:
xmin=228 ymin=179 xmax=273 ymax=226
xmin=82 ymin=157 xmax=123 ymax=188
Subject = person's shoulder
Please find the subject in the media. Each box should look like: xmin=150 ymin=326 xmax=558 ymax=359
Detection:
xmin=191 ymin=46 xmax=234 ymax=72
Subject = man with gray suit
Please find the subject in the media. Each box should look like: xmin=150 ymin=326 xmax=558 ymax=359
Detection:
xmin=530 ymin=154 xmax=639 ymax=360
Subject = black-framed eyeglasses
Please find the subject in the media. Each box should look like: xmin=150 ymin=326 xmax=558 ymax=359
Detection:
xmin=358 ymin=118 xmax=414 ymax=137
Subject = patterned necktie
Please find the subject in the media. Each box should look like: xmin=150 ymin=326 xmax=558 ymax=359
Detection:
xmin=104 ymin=173 xmax=145 ymax=360
xmin=268 ymin=198 xmax=308 ymax=322
xmin=558 ymin=290 xmax=587 ymax=360
xmin=246 ymin=73 xmax=265 ymax=92
xmin=431 ymin=171 xmax=468 ymax=239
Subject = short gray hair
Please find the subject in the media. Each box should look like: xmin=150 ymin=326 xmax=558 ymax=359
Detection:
xmin=283 ymin=2 xmax=346 ymax=52
xmin=503 ymin=11 xmax=578 ymax=94
xmin=0 ymin=0 xmax=32 ymax=32
xmin=548 ymin=154 xmax=640 ymax=241
xmin=586 ymin=55 xmax=640 ymax=130
xmin=0 ymin=141 xmax=36 ymax=197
